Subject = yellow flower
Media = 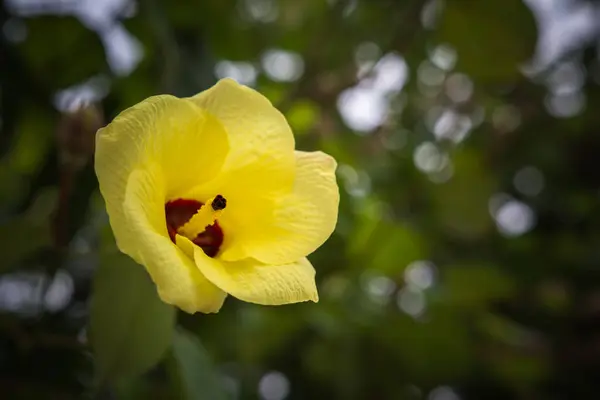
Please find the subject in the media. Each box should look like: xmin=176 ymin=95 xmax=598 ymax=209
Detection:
xmin=95 ymin=79 xmax=339 ymax=314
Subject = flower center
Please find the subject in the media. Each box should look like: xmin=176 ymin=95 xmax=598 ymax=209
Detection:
xmin=165 ymin=198 xmax=225 ymax=258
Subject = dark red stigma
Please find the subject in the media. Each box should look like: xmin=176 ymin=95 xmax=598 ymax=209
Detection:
xmin=165 ymin=199 xmax=224 ymax=258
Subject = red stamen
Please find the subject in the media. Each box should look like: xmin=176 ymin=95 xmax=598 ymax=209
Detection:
xmin=165 ymin=199 xmax=224 ymax=258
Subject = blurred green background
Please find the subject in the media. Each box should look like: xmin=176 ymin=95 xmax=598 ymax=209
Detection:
xmin=2 ymin=0 xmax=600 ymax=398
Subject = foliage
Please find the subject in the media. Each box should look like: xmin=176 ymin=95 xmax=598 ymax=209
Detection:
xmin=1 ymin=0 xmax=600 ymax=399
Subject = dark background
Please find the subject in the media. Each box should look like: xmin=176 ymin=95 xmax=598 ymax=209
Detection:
xmin=2 ymin=0 xmax=600 ymax=399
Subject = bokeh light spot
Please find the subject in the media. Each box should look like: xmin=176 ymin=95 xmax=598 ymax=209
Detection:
xmin=445 ymin=73 xmax=473 ymax=103
xmin=44 ymin=270 xmax=74 ymax=312
xmin=261 ymin=49 xmax=304 ymax=82
xmin=405 ymin=261 xmax=436 ymax=290
xmin=494 ymin=199 xmax=536 ymax=237
xmin=338 ymin=87 xmax=387 ymax=132
xmin=418 ymin=61 xmax=446 ymax=87
xmin=258 ymin=371 xmax=290 ymax=400
xmin=215 ymin=60 xmax=258 ymax=86
xmin=544 ymin=91 xmax=586 ymax=118
xmin=433 ymin=110 xmax=472 ymax=143
xmin=3 ymin=17 xmax=27 ymax=43
xmin=429 ymin=44 xmax=457 ymax=71
xmin=362 ymin=273 xmax=396 ymax=305
xmin=514 ymin=166 xmax=545 ymax=197
xmin=414 ymin=142 xmax=448 ymax=174
xmin=240 ymin=0 xmax=278 ymax=23
xmin=429 ymin=386 xmax=461 ymax=400
xmin=492 ymin=105 xmax=521 ymax=133
xmin=397 ymin=287 xmax=426 ymax=317
xmin=337 ymin=164 xmax=372 ymax=198
xmin=546 ymin=61 xmax=585 ymax=95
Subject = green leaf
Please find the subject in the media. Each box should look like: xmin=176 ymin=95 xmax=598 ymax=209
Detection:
xmin=90 ymin=249 xmax=176 ymax=383
xmin=432 ymin=149 xmax=495 ymax=239
xmin=7 ymin=106 xmax=53 ymax=175
xmin=286 ymin=99 xmax=320 ymax=134
xmin=489 ymin=348 xmax=549 ymax=385
xmin=377 ymin=307 xmax=473 ymax=381
xmin=348 ymin=197 xmax=426 ymax=274
xmin=167 ymin=328 xmax=228 ymax=400
xmin=0 ymin=188 xmax=56 ymax=273
xmin=477 ymin=313 xmax=535 ymax=346
xmin=445 ymin=264 xmax=516 ymax=306
xmin=438 ymin=0 xmax=537 ymax=82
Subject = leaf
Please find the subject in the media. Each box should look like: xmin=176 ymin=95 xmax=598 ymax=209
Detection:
xmin=90 ymin=248 xmax=176 ymax=383
xmin=349 ymin=197 xmax=425 ymax=274
xmin=432 ymin=149 xmax=495 ymax=239
xmin=445 ymin=264 xmax=516 ymax=306
xmin=367 ymin=224 xmax=425 ymax=274
xmin=286 ymin=99 xmax=320 ymax=134
xmin=377 ymin=307 xmax=473 ymax=381
xmin=18 ymin=16 xmax=108 ymax=89
xmin=0 ymin=188 xmax=57 ymax=273
xmin=438 ymin=0 xmax=537 ymax=82
xmin=489 ymin=348 xmax=549 ymax=385
xmin=167 ymin=328 xmax=228 ymax=400
xmin=7 ymin=105 xmax=53 ymax=175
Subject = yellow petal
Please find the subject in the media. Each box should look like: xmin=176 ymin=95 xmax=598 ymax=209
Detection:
xmin=188 ymin=78 xmax=295 ymax=175
xmin=184 ymin=79 xmax=298 ymax=258
xmin=120 ymin=169 xmax=227 ymax=314
xmin=221 ymin=151 xmax=339 ymax=264
xmin=181 ymin=162 xmax=283 ymax=260
xmin=95 ymin=95 xmax=229 ymax=255
xmin=193 ymin=246 xmax=319 ymax=305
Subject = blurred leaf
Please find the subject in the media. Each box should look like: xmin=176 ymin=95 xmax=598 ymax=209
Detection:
xmin=237 ymin=305 xmax=307 ymax=363
xmin=259 ymin=81 xmax=287 ymax=106
xmin=113 ymin=374 xmax=175 ymax=400
xmin=189 ymin=0 xmax=263 ymax=61
xmin=350 ymin=209 xmax=425 ymax=274
xmin=0 ymin=188 xmax=56 ymax=272
xmin=0 ymin=165 xmax=23 ymax=206
xmin=167 ymin=328 xmax=228 ymax=400
xmin=378 ymin=308 xmax=473 ymax=380
xmin=7 ymin=106 xmax=53 ymax=175
xmin=489 ymin=348 xmax=549 ymax=386
xmin=478 ymin=313 xmax=537 ymax=346
xmin=445 ymin=264 xmax=516 ymax=306
xmin=286 ymin=99 xmax=320 ymax=134
xmin=438 ymin=0 xmax=537 ymax=82
xmin=2 ymin=0 xmax=600 ymax=396
xmin=18 ymin=16 xmax=108 ymax=89
xmin=535 ymin=280 xmax=570 ymax=313
xmin=370 ymin=225 xmax=425 ymax=274
xmin=90 ymin=248 xmax=176 ymax=383
xmin=0 ymin=105 xmax=54 ymax=206
xmin=432 ymin=149 xmax=494 ymax=239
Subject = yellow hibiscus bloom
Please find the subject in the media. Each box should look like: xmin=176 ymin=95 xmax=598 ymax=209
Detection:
xmin=94 ymin=79 xmax=339 ymax=314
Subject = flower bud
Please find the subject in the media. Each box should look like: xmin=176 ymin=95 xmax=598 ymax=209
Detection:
xmin=56 ymin=103 xmax=104 ymax=171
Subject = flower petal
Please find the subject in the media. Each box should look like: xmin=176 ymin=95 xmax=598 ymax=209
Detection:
xmin=121 ymin=168 xmax=227 ymax=314
xmin=95 ymin=95 xmax=230 ymax=255
xmin=181 ymin=162 xmax=285 ymax=260
xmin=188 ymin=78 xmax=295 ymax=175
xmin=184 ymin=79 xmax=299 ymax=259
xmin=220 ymin=151 xmax=339 ymax=264
xmin=193 ymin=247 xmax=318 ymax=305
